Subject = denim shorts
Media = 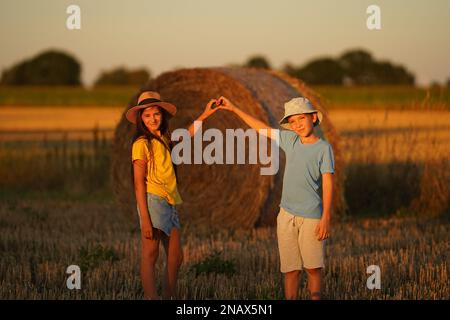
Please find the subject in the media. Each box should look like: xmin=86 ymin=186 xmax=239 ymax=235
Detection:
xmin=137 ymin=193 xmax=181 ymax=236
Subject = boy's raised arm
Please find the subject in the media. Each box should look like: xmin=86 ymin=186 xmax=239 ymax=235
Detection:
xmin=218 ymin=96 xmax=277 ymax=140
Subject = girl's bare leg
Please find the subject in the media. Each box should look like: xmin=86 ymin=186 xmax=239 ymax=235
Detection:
xmin=141 ymin=234 xmax=160 ymax=299
xmin=162 ymin=228 xmax=183 ymax=299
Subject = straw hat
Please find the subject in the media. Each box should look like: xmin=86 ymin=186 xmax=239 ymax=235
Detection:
xmin=125 ymin=91 xmax=177 ymax=124
xmin=279 ymin=97 xmax=323 ymax=130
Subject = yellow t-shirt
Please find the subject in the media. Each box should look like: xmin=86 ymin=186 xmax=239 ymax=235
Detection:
xmin=132 ymin=136 xmax=183 ymax=205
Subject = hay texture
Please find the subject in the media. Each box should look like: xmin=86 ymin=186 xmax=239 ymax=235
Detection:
xmin=112 ymin=68 xmax=346 ymax=229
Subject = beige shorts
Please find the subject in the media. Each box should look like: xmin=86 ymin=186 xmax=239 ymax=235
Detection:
xmin=277 ymin=207 xmax=325 ymax=273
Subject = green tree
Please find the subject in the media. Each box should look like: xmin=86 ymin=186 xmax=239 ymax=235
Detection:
xmin=296 ymin=58 xmax=345 ymax=85
xmin=94 ymin=67 xmax=150 ymax=86
xmin=372 ymin=61 xmax=415 ymax=85
xmin=282 ymin=63 xmax=297 ymax=78
xmin=1 ymin=50 xmax=81 ymax=85
xmin=245 ymin=55 xmax=271 ymax=69
xmin=339 ymin=49 xmax=415 ymax=85
xmin=339 ymin=49 xmax=377 ymax=85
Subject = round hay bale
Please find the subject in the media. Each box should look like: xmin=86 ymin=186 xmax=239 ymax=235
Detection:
xmin=112 ymin=67 xmax=347 ymax=229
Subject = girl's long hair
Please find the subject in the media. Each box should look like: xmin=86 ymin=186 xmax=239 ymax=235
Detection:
xmin=130 ymin=106 xmax=178 ymax=185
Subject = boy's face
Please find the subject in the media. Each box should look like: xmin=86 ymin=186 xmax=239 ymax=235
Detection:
xmin=288 ymin=113 xmax=317 ymax=137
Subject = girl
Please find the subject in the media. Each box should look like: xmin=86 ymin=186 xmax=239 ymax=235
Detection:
xmin=125 ymin=91 xmax=219 ymax=299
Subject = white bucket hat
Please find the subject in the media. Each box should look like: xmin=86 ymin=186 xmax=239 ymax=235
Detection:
xmin=279 ymin=97 xmax=323 ymax=130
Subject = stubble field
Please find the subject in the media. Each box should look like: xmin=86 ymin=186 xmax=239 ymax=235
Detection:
xmin=0 ymin=86 xmax=448 ymax=299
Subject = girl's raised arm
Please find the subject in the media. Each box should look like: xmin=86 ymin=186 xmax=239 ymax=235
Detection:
xmin=187 ymin=99 xmax=220 ymax=137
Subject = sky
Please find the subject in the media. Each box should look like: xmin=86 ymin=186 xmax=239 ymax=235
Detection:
xmin=1 ymin=0 xmax=449 ymax=86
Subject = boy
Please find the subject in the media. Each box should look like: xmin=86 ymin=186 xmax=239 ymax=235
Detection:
xmin=217 ymin=96 xmax=334 ymax=300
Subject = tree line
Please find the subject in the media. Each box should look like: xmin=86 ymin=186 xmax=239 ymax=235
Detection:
xmin=0 ymin=50 xmax=150 ymax=87
xmin=1 ymin=48 xmax=447 ymax=87
xmin=246 ymin=49 xmax=416 ymax=86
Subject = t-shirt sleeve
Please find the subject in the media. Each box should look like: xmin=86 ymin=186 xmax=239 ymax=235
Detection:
xmin=132 ymin=139 xmax=148 ymax=162
xmin=277 ymin=129 xmax=296 ymax=151
xmin=320 ymin=143 xmax=335 ymax=174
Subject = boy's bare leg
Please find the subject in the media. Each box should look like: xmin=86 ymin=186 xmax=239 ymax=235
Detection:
xmin=284 ymin=270 xmax=300 ymax=300
xmin=305 ymin=267 xmax=322 ymax=300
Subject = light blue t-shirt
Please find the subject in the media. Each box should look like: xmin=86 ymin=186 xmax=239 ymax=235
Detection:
xmin=278 ymin=130 xmax=335 ymax=219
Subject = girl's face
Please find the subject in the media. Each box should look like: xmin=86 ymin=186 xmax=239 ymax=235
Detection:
xmin=288 ymin=113 xmax=317 ymax=137
xmin=141 ymin=106 xmax=162 ymax=132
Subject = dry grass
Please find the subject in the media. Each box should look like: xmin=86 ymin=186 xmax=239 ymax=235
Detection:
xmin=0 ymin=199 xmax=448 ymax=299
xmin=0 ymin=106 xmax=120 ymax=141
xmin=330 ymin=109 xmax=450 ymax=163
xmin=0 ymin=130 xmax=111 ymax=194
xmin=328 ymin=109 xmax=450 ymax=217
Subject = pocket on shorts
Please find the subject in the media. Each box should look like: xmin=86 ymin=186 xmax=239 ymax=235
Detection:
xmin=147 ymin=192 xmax=166 ymax=202
xmin=277 ymin=207 xmax=292 ymax=223
xmin=277 ymin=207 xmax=285 ymax=220
xmin=277 ymin=207 xmax=295 ymax=234
xmin=147 ymin=193 xmax=170 ymax=209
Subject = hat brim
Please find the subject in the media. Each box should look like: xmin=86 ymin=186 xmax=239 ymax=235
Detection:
xmin=279 ymin=110 xmax=323 ymax=130
xmin=125 ymin=101 xmax=177 ymax=124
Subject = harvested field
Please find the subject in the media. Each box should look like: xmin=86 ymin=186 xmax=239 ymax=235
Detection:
xmin=0 ymin=199 xmax=447 ymax=299
xmin=1 ymin=80 xmax=449 ymax=300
